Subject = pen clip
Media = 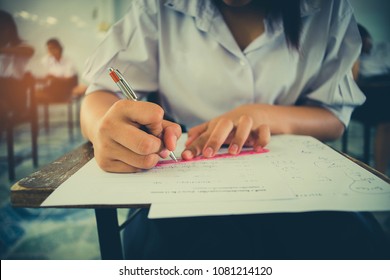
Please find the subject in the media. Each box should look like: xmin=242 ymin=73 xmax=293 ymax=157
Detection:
xmin=113 ymin=69 xmax=138 ymax=101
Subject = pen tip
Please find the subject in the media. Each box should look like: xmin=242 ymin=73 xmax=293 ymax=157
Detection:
xmin=170 ymin=152 xmax=178 ymax=162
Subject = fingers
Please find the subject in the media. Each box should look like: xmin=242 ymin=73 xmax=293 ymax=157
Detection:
xmin=185 ymin=122 xmax=207 ymax=146
xmin=119 ymin=101 xmax=182 ymax=153
xmin=253 ymin=124 xmax=271 ymax=151
xmin=162 ymin=120 xmax=182 ymax=153
xmin=94 ymin=127 xmax=162 ymax=172
xmin=182 ymin=118 xmax=234 ymax=160
xmin=182 ymin=116 xmax=270 ymax=160
xmin=99 ymin=102 xmax=163 ymax=155
xmin=228 ymin=115 xmax=253 ymax=155
xmin=94 ymin=139 xmax=160 ymax=173
xmin=112 ymin=125 xmax=163 ymax=155
xmin=119 ymin=100 xmax=165 ymax=137
xmin=94 ymin=100 xmax=181 ymax=172
xmin=94 ymin=99 xmax=270 ymax=172
xmin=99 ymin=161 xmax=142 ymax=173
xmin=202 ymin=118 xmax=234 ymax=157
xmin=182 ymin=121 xmax=219 ymax=160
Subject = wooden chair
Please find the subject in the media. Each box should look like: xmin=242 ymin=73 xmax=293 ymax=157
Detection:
xmin=342 ymin=80 xmax=390 ymax=165
xmin=0 ymin=73 xmax=38 ymax=181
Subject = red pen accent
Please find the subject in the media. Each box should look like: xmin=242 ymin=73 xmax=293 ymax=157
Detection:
xmin=108 ymin=66 xmax=178 ymax=162
xmin=109 ymin=69 xmax=120 ymax=83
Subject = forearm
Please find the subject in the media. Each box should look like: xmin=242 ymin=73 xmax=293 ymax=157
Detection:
xmin=248 ymin=104 xmax=345 ymax=141
xmin=80 ymin=91 xmax=119 ymax=142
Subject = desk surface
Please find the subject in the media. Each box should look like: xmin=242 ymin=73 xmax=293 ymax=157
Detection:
xmin=10 ymin=141 xmax=390 ymax=208
xmin=11 ymin=142 xmax=94 ymax=207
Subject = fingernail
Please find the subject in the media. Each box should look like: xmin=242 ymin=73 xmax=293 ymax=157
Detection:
xmin=203 ymin=147 xmax=214 ymax=158
xmin=229 ymin=144 xmax=239 ymax=155
xmin=182 ymin=150 xmax=193 ymax=160
xmin=160 ymin=148 xmax=169 ymax=158
xmin=255 ymin=146 xmax=263 ymax=153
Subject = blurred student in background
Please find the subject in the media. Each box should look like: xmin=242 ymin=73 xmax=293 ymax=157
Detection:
xmin=0 ymin=10 xmax=34 ymax=139
xmin=35 ymin=38 xmax=78 ymax=103
xmin=357 ymin=24 xmax=390 ymax=82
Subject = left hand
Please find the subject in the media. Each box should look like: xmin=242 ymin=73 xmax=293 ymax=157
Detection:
xmin=181 ymin=105 xmax=270 ymax=160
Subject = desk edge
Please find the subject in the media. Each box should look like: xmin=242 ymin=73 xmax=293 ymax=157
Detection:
xmin=10 ymin=142 xmax=94 ymax=207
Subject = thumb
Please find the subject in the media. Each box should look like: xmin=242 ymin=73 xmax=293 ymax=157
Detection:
xmin=185 ymin=122 xmax=208 ymax=147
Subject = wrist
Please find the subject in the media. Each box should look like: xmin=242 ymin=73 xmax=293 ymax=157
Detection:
xmin=241 ymin=103 xmax=292 ymax=135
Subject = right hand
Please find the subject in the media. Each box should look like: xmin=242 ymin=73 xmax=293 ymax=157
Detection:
xmin=91 ymin=99 xmax=181 ymax=173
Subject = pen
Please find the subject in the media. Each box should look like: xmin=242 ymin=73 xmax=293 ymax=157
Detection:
xmin=108 ymin=67 xmax=178 ymax=162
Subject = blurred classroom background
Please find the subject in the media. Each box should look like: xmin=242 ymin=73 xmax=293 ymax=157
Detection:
xmin=0 ymin=0 xmax=389 ymax=259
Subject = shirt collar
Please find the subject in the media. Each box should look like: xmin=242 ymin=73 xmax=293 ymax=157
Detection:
xmin=163 ymin=0 xmax=321 ymax=39
xmin=47 ymin=54 xmax=64 ymax=64
xmin=164 ymin=0 xmax=216 ymax=32
xmin=300 ymin=0 xmax=321 ymax=17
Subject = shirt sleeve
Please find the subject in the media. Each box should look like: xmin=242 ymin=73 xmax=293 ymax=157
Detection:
xmin=83 ymin=0 xmax=159 ymax=97
xmin=299 ymin=2 xmax=366 ymax=127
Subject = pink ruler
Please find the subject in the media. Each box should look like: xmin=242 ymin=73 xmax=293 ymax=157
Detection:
xmin=156 ymin=148 xmax=269 ymax=167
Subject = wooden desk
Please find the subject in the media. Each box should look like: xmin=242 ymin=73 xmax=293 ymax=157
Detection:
xmin=10 ymin=142 xmax=390 ymax=259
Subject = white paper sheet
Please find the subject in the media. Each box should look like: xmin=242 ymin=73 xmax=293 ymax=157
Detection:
xmin=42 ymin=134 xmax=295 ymax=206
xmin=42 ymin=134 xmax=390 ymax=218
xmin=149 ymin=194 xmax=390 ymax=219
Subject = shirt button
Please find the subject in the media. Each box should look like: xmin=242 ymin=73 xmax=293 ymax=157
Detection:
xmin=240 ymin=60 xmax=246 ymax=66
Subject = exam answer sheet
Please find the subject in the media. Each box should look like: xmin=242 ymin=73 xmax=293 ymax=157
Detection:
xmin=42 ymin=134 xmax=390 ymax=218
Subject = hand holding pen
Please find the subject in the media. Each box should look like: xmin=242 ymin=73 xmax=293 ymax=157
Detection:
xmin=109 ymin=67 xmax=178 ymax=162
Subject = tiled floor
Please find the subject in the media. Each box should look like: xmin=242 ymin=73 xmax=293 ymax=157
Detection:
xmin=0 ymin=104 xmax=389 ymax=259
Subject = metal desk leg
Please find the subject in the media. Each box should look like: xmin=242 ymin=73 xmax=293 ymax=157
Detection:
xmin=95 ymin=208 xmax=123 ymax=260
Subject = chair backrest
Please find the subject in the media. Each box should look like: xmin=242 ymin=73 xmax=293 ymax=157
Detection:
xmin=47 ymin=75 xmax=78 ymax=101
xmin=0 ymin=73 xmax=35 ymax=119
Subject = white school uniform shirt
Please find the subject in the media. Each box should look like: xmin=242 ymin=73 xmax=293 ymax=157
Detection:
xmin=41 ymin=54 xmax=77 ymax=78
xmin=0 ymin=43 xmax=31 ymax=79
xmin=84 ymin=0 xmax=365 ymax=129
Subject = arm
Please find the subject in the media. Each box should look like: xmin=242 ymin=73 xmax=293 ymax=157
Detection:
xmin=182 ymin=104 xmax=344 ymax=160
xmin=80 ymin=91 xmax=181 ymax=172
xmin=352 ymin=60 xmax=360 ymax=81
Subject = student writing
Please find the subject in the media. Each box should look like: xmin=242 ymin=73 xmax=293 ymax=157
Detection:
xmin=80 ymin=0 xmax=384 ymax=259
